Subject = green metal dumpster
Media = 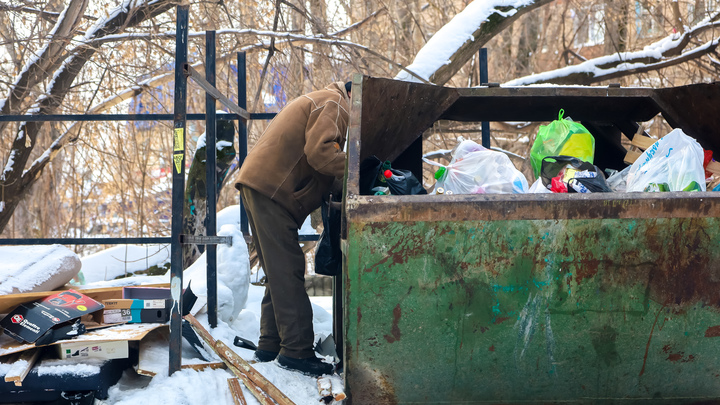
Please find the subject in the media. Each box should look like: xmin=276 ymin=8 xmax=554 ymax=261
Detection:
xmin=342 ymin=75 xmax=720 ymax=404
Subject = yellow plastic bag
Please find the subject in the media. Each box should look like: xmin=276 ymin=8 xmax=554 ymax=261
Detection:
xmin=530 ymin=109 xmax=595 ymax=177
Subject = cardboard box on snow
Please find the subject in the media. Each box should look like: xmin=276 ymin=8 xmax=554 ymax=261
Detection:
xmin=0 ymin=290 xmax=104 ymax=343
xmin=102 ymin=308 xmax=169 ymax=324
xmin=56 ymin=339 xmax=128 ymax=360
xmin=102 ymin=286 xmax=173 ymax=324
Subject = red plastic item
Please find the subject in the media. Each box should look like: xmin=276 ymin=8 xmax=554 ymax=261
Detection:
xmin=384 ymin=169 xmax=393 ymax=179
xmin=551 ymin=176 xmax=568 ymax=193
xmin=703 ymin=150 xmax=713 ymax=178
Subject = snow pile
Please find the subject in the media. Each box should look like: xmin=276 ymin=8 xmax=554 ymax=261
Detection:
xmin=182 ymin=223 xmax=251 ymax=322
xmin=81 ymin=244 xmax=170 ymax=284
xmin=0 ymin=244 xmax=81 ymax=294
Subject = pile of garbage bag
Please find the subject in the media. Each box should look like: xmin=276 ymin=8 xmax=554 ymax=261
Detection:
xmin=419 ymin=109 xmax=719 ymax=195
xmin=424 ymin=139 xmax=528 ymax=195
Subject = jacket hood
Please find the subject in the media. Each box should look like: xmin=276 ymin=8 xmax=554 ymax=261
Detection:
xmin=326 ymin=82 xmax=350 ymax=103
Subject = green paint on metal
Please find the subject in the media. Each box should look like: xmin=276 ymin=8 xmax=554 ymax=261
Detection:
xmin=345 ymin=217 xmax=720 ymax=404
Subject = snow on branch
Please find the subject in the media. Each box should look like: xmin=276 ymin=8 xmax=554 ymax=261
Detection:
xmin=0 ymin=0 xmax=88 ymax=116
xmin=394 ymin=0 xmax=548 ymax=84
xmin=88 ymin=7 xmax=387 ymax=48
xmin=0 ymin=0 xmax=175 ymax=232
xmin=504 ymin=11 xmax=720 ymax=86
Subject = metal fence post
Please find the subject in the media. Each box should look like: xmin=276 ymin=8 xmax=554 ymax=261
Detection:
xmin=206 ymin=31 xmax=218 ymax=328
xmin=479 ymin=48 xmax=490 ymax=148
xmin=170 ymin=3 xmax=188 ymax=375
xmin=237 ymin=52 xmax=248 ymax=236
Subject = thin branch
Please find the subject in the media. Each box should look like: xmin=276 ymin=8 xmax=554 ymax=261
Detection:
xmin=505 ymin=11 xmax=720 ymax=86
xmin=0 ymin=2 xmax=98 ymax=21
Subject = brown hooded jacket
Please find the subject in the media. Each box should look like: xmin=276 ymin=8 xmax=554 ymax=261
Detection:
xmin=235 ymin=82 xmax=350 ymax=226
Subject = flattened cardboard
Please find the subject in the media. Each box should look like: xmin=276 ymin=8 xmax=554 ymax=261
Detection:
xmin=0 ymin=290 xmax=103 ymax=343
xmin=0 ymin=323 xmax=168 ymax=357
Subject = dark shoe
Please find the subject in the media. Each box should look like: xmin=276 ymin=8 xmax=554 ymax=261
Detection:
xmin=254 ymin=349 xmax=279 ymax=362
xmin=277 ymin=354 xmax=333 ymax=377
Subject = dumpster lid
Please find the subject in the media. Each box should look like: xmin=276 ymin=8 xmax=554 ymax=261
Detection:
xmin=352 ymin=76 xmax=720 ymax=164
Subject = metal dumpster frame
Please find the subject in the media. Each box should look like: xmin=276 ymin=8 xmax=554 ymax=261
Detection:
xmin=342 ymin=75 xmax=720 ymax=404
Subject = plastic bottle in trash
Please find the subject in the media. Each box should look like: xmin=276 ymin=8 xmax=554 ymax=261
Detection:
xmin=377 ymin=160 xmax=392 ymax=185
xmin=384 ymin=169 xmax=405 ymax=182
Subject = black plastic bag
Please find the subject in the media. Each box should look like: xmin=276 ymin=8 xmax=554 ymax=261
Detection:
xmin=315 ymin=193 xmax=342 ymax=276
xmin=359 ymin=155 xmax=427 ymax=195
xmin=359 ymin=155 xmax=385 ymax=195
xmin=384 ymin=168 xmax=428 ymax=195
xmin=540 ymin=156 xmax=612 ymax=193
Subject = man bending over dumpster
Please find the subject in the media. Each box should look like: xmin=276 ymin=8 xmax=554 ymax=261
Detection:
xmin=235 ymin=81 xmax=351 ymax=377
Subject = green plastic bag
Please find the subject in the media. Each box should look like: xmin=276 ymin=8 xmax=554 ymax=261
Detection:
xmin=530 ymin=109 xmax=595 ymax=177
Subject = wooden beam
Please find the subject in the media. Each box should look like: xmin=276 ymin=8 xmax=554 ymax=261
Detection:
xmin=184 ymin=64 xmax=250 ymax=120
xmin=630 ymin=135 xmax=657 ymax=150
xmin=4 ymin=348 xmax=42 ymax=386
xmin=228 ymin=378 xmax=248 ymax=405
xmin=184 ymin=314 xmax=294 ymax=405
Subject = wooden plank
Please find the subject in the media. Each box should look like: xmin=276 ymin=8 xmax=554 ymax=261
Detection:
xmin=631 ymin=135 xmax=657 ymax=150
xmin=707 ymin=160 xmax=720 ymax=176
xmin=216 ymin=341 xmax=296 ymax=405
xmin=318 ymin=376 xmax=333 ymax=403
xmin=4 ymin=348 xmax=42 ymax=386
xmin=623 ymin=149 xmax=642 ymax=165
xmin=185 ymin=314 xmax=293 ymax=405
xmin=228 ymin=378 xmax=248 ymax=405
xmin=182 ymin=362 xmax=226 ymax=372
xmin=331 ymin=377 xmax=347 ymax=402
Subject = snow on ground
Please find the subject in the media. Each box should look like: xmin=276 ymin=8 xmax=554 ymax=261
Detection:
xmin=1 ymin=205 xmax=336 ymax=404
xmin=80 ymin=244 xmax=170 ymax=284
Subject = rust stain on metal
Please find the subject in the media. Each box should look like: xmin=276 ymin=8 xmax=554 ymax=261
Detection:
xmin=493 ymin=317 xmax=510 ymax=325
xmin=640 ymin=305 xmax=666 ymax=376
xmin=350 ymin=365 xmax=398 ymax=405
xmin=705 ymin=325 xmax=720 ymax=337
xmin=663 ymin=345 xmax=695 ymax=363
xmin=365 ymin=223 xmax=426 ymax=273
xmin=349 ymin=194 xmax=720 ymax=222
xmin=574 ymin=259 xmax=601 ymax=284
xmin=643 ymin=218 xmax=718 ymax=308
xmin=383 ymin=304 xmax=402 ymax=343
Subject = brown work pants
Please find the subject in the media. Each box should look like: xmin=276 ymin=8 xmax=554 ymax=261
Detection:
xmin=239 ymin=185 xmax=315 ymax=359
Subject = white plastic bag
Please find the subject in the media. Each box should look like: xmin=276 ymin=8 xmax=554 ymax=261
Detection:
xmin=426 ymin=140 xmax=528 ymax=194
xmin=605 ymin=166 xmax=631 ymax=192
xmin=528 ymin=177 xmax=552 ymax=193
xmin=626 ymin=129 xmax=706 ymax=192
